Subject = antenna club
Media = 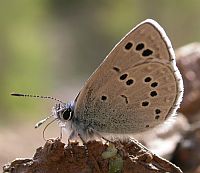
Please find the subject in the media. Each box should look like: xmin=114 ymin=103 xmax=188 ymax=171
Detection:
xmin=10 ymin=92 xmax=65 ymax=104
xmin=11 ymin=93 xmax=25 ymax=97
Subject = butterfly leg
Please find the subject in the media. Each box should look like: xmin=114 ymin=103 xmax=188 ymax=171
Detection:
xmin=66 ymin=130 xmax=77 ymax=157
xmin=68 ymin=130 xmax=76 ymax=143
xmin=78 ymin=133 xmax=89 ymax=156
xmin=58 ymin=127 xmax=63 ymax=140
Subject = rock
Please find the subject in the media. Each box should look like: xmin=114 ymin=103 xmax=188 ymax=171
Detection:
xmin=176 ymin=43 xmax=200 ymax=122
xmin=3 ymin=139 xmax=182 ymax=173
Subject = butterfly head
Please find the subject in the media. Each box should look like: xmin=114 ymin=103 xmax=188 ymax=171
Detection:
xmin=10 ymin=92 xmax=75 ymax=127
xmin=52 ymin=102 xmax=74 ymax=122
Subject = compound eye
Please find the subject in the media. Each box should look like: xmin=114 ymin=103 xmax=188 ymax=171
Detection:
xmin=62 ymin=108 xmax=71 ymax=121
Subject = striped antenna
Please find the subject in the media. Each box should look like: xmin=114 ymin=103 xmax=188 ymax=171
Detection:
xmin=11 ymin=92 xmax=65 ymax=104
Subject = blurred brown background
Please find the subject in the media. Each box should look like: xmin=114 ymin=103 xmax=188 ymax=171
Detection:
xmin=1 ymin=0 xmax=200 ymax=170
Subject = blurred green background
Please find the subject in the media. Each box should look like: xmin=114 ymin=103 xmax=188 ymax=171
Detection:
xmin=1 ymin=0 xmax=200 ymax=167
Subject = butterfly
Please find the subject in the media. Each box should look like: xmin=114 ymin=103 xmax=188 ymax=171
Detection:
xmin=12 ymin=19 xmax=183 ymax=142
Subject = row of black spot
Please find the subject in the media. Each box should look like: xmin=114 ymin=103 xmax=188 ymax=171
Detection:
xmin=142 ymin=76 xmax=161 ymax=120
xmin=144 ymin=76 xmax=158 ymax=97
xmin=142 ymin=76 xmax=159 ymax=103
xmin=125 ymin=41 xmax=153 ymax=57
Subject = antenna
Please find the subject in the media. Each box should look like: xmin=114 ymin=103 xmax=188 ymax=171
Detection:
xmin=11 ymin=92 xmax=65 ymax=104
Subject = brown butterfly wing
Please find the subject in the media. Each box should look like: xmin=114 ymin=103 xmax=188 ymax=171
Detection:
xmin=74 ymin=19 xmax=183 ymax=134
